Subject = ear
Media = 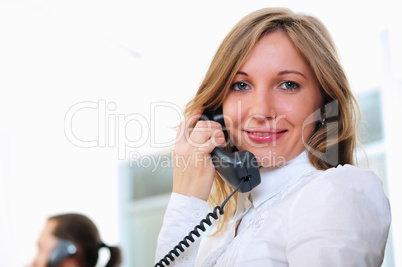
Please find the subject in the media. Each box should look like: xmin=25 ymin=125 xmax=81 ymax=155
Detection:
xmin=321 ymin=100 xmax=339 ymax=121
xmin=59 ymin=248 xmax=83 ymax=267
xmin=320 ymin=105 xmax=326 ymax=123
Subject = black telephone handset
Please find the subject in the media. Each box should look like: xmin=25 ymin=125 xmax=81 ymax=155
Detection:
xmin=154 ymin=106 xmax=261 ymax=267
xmin=47 ymin=239 xmax=77 ymax=267
xmin=199 ymin=106 xmax=261 ymax=192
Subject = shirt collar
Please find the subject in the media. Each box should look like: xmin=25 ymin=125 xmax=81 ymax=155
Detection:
xmin=248 ymin=151 xmax=317 ymax=208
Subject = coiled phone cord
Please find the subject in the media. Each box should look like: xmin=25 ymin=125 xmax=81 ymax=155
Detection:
xmin=154 ymin=177 xmax=247 ymax=267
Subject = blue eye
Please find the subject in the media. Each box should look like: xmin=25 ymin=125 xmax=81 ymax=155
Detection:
xmin=280 ymin=81 xmax=300 ymax=91
xmin=231 ymin=81 xmax=250 ymax=91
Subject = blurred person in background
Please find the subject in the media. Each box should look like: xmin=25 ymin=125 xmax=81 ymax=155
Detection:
xmin=28 ymin=213 xmax=121 ymax=267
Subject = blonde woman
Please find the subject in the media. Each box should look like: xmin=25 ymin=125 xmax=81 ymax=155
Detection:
xmin=155 ymin=8 xmax=391 ymax=267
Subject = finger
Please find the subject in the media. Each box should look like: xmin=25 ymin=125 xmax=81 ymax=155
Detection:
xmin=198 ymin=135 xmax=227 ymax=154
xmin=189 ymin=121 xmax=224 ymax=146
xmin=176 ymin=109 xmax=204 ymax=144
xmin=184 ymin=109 xmax=205 ymax=131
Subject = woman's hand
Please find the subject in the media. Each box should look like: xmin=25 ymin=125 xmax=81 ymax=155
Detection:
xmin=172 ymin=110 xmax=226 ymax=200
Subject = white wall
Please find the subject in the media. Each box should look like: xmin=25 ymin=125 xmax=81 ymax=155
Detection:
xmin=0 ymin=0 xmax=400 ymax=266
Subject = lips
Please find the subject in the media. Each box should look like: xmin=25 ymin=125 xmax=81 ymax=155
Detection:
xmin=244 ymin=128 xmax=288 ymax=144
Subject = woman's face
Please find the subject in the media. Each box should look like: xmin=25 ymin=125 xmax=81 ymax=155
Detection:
xmin=30 ymin=220 xmax=79 ymax=267
xmin=223 ymin=30 xmax=322 ymax=167
xmin=30 ymin=220 xmax=59 ymax=267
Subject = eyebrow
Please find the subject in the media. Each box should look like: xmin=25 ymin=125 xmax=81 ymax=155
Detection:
xmin=236 ymin=70 xmax=306 ymax=79
xmin=278 ymin=70 xmax=306 ymax=79
xmin=236 ymin=71 xmax=248 ymax=76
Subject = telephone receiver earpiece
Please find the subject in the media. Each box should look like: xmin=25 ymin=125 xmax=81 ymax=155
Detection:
xmin=47 ymin=239 xmax=77 ymax=267
xmin=200 ymin=106 xmax=261 ymax=193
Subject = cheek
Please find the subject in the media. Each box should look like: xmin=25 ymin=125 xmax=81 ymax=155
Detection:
xmin=280 ymin=99 xmax=319 ymax=141
xmin=222 ymin=97 xmax=240 ymax=132
xmin=277 ymin=101 xmax=306 ymax=128
xmin=301 ymin=120 xmax=316 ymax=142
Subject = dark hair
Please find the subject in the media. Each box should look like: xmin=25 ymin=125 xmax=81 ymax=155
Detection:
xmin=49 ymin=213 xmax=122 ymax=267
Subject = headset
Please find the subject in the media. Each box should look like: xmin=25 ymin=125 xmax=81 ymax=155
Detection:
xmin=47 ymin=239 xmax=77 ymax=267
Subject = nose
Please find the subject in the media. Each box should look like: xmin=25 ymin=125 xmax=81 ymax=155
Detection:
xmin=249 ymin=87 xmax=276 ymax=121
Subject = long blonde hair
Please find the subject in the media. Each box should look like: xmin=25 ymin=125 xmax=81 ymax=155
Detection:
xmin=184 ymin=7 xmax=360 ymax=229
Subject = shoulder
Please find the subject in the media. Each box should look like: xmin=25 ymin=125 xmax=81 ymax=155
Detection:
xmin=286 ymin=165 xmax=391 ymax=265
xmin=303 ymin=164 xmax=387 ymax=204
xmin=289 ymin=164 xmax=390 ymax=231
xmin=322 ymin=163 xmax=380 ymax=182
xmin=321 ymin=163 xmax=381 ymax=183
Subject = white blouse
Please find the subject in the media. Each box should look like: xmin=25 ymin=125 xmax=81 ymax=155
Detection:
xmin=155 ymin=152 xmax=391 ymax=267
